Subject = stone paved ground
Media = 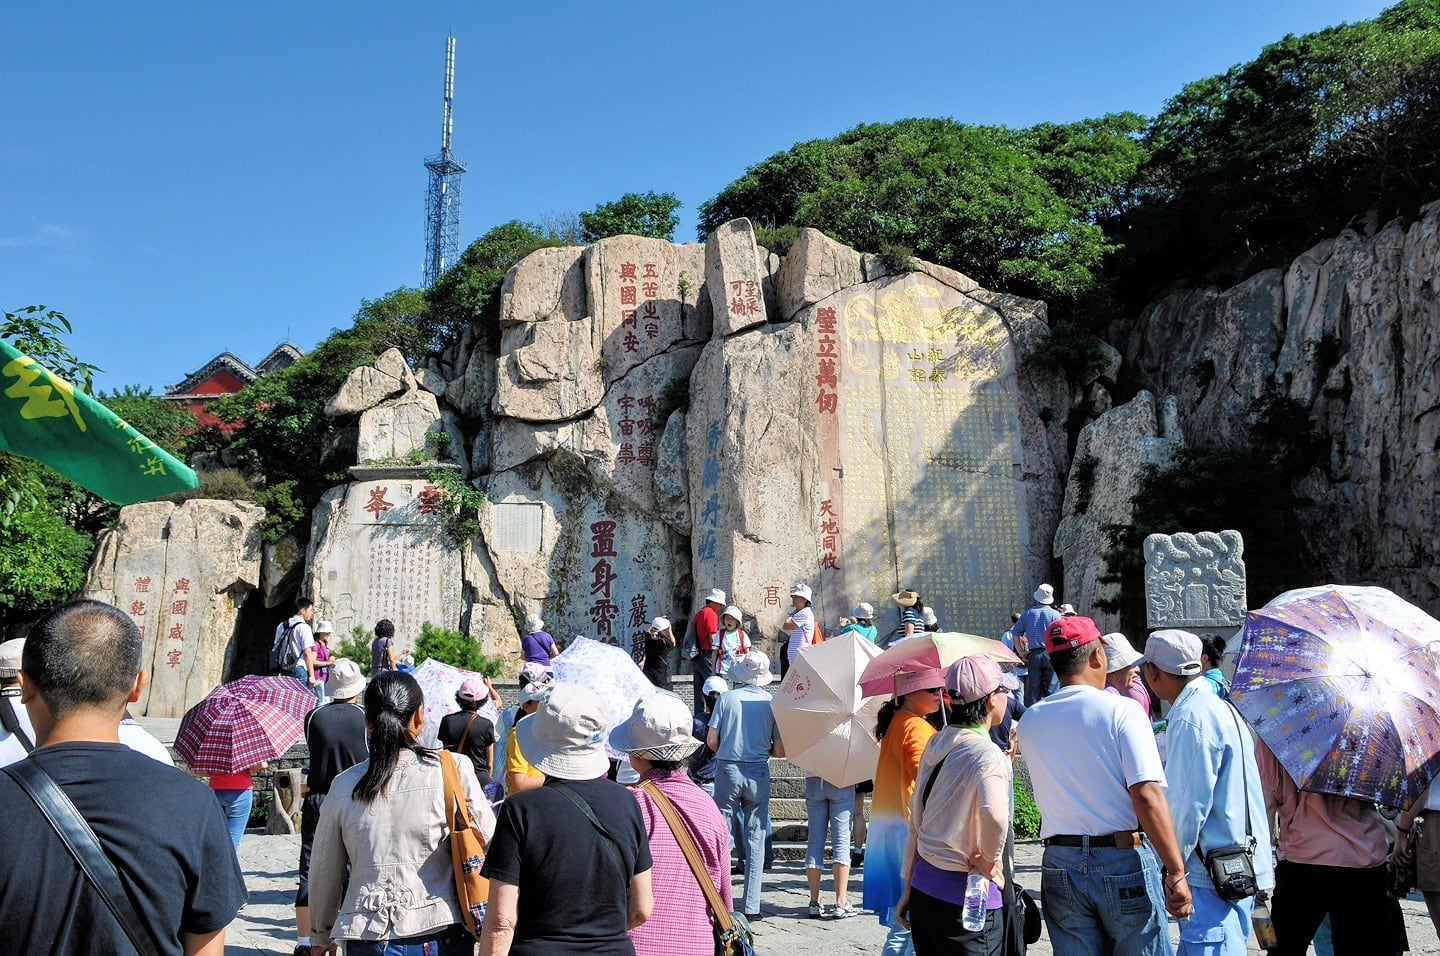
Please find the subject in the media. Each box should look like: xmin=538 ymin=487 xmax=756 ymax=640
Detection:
xmin=233 ymin=834 xmax=1440 ymax=954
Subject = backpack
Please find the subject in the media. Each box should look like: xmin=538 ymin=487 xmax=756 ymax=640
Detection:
xmin=270 ymin=619 xmax=302 ymax=673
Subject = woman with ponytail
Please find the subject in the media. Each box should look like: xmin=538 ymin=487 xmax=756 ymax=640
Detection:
xmin=865 ymin=667 xmax=946 ymax=956
xmin=309 ymin=671 xmax=497 ymax=956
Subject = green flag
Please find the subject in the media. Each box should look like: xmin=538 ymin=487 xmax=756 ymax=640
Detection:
xmin=0 ymin=339 xmax=199 ymax=504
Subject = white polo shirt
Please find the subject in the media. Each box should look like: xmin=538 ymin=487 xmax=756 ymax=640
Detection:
xmin=1021 ymin=683 xmax=1166 ymax=838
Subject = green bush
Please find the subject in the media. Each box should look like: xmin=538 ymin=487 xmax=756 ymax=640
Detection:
xmin=335 ymin=626 xmax=373 ymax=678
xmin=414 ymin=622 xmax=504 ymax=677
xmin=164 ymin=468 xmax=257 ymax=503
xmin=1014 ymin=778 xmax=1043 ymax=839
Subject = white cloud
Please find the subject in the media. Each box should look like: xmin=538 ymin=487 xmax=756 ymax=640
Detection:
xmin=0 ymin=222 xmax=88 ymax=250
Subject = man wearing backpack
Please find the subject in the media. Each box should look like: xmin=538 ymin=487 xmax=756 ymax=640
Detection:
xmin=273 ymin=598 xmax=318 ymax=689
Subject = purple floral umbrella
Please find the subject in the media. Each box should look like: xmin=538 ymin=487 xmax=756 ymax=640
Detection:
xmin=1233 ymin=586 xmax=1440 ymax=808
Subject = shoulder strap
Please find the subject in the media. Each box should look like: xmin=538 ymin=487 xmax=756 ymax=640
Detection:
xmin=0 ymin=697 xmax=33 ymax=752
xmin=638 ymin=780 xmax=734 ymax=934
xmin=453 ymin=713 xmax=481 ymax=754
xmin=1223 ymin=702 xmax=1255 ymax=846
xmin=552 ymin=782 xmax=626 ymax=880
xmin=2 ymin=759 xmax=161 ymax=956
xmin=439 ymin=751 xmax=481 ymax=835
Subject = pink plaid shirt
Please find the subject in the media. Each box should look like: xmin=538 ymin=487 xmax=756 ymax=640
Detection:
xmin=628 ymin=768 xmax=734 ymax=956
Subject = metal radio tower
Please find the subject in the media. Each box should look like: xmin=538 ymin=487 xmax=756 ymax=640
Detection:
xmin=423 ymin=36 xmax=466 ymax=286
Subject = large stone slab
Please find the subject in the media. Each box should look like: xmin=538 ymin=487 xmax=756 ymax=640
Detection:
xmin=1144 ymin=531 xmax=1247 ymax=629
xmin=325 ymin=347 xmax=416 ymax=417
xmin=305 ymin=476 xmax=466 ymax=647
xmin=493 ymin=316 xmax=605 ymax=422
xmin=356 ymin=389 xmax=458 ymax=467
xmin=82 ymin=499 xmax=265 ymax=717
xmin=584 ymin=235 xmax=708 ymax=385
xmin=775 ymin=228 xmax=865 ymax=322
xmin=705 ymin=218 xmax=768 ymax=336
xmin=1053 ymin=391 xmax=1183 ymax=633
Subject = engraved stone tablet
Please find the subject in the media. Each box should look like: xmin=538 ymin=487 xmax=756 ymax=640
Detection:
xmin=1143 ymin=530 xmax=1247 ymax=629
xmin=491 ymin=502 xmax=543 ymax=553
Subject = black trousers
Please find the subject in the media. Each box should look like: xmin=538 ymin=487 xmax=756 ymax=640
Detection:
xmin=294 ymin=793 xmax=325 ymax=907
xmin=909 ymin=886 xmax=1003 ymax=956
xmin=1270 ymin=859 xmax=1404 ymax=956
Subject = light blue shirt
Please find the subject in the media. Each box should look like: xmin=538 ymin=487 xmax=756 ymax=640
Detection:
xmin=710 ymin=684 xmax=777 ymax=764
xmin=1015 ymin=604 xmax=1061 ymax=657
xmin=1164 ymin=679 xmax=1276 ymax=891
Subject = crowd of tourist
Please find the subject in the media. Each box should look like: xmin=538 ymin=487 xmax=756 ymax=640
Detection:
xmin=0 ymin=586 xmax=1432 ymax=956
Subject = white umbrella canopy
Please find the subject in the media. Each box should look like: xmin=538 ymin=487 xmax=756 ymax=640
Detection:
xmin=771 ymin=632 xmax=887 ymax=787
xmin=411 ymin=658 xmax=499 ymax=749
xmin=553 ymin=636 xmax=658 ymax=758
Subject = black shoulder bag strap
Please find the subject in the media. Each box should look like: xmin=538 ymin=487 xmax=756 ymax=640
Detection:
xmin=2 ymin=759 xmax=161 ymax=956
xmin=552 ymin=783 xmax=627 ymax=881
xmin=0 ymin=696 xmax=33 ymax=752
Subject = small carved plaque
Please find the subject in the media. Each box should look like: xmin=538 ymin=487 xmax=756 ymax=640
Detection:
xmin=491 ymin=502 xmax=543 ymax=553
xmin=1143 ymin=530 xmax=1247 ymax=629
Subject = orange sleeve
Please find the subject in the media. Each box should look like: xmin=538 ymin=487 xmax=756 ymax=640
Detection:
xmin=898 ymin=715 xmax=937 ymax=818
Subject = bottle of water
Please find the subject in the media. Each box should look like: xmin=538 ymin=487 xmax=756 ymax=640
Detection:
xmin=962 ymin=872 xmax=988 ymax=932
xmin=1251 ymin=900 xmax=1277 ymax=950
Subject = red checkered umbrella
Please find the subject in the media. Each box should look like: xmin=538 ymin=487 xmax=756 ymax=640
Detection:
xmin=174 ymin=675 xmax=316 ymax=774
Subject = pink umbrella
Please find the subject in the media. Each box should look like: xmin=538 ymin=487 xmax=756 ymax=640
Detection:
xmin=174 ymin=675 xmax=315 ymax=774
xmin=858 ymin=632 xmax=1020 ymax=697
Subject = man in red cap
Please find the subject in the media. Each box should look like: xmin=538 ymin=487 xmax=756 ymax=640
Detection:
xmin=1018 ymin=615 xmax=1192 ymax=956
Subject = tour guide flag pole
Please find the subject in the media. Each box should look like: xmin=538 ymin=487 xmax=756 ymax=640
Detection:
xmin=0 ymin=339 xmax=199 ymax=504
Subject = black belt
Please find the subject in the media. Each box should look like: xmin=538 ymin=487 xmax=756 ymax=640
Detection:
xmin=1044 ymin=830 xmax=1143 ymax=849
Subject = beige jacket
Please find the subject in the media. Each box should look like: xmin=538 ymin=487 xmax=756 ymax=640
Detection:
xmin=310 ymin=749 xmax=497 ymax=947
xmin=903 ymin=727 xmax=1011 ymax=886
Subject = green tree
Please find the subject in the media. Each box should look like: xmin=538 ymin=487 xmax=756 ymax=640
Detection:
xmin=0 ymin=490 xmax=93 ymax=629
xmin=579 ymin=191 xmax=682 ymax=243
xmin=699 ymin=117 xmax=1147 ymax=321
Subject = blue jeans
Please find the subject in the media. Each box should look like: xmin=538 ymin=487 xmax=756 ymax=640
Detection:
xmin=1178 ymin=879 xmax=1254 ymax=955
xmin=213 ymin=787 xmax=252 ymax=851
xmin=1040 ymin=841 xmax=1172 ymax=956
xmin=715 ymin=759 xmax=770 ymax=915
xmin=345 ymin=926 xmax=472 ymax=955
xmin=804 ymin=777 xmax=853 ymax=869
xmin=1025 ymin=653 xmax=1053 ymax=705
xmin=882 ymin=922 xmax=915 ymax=956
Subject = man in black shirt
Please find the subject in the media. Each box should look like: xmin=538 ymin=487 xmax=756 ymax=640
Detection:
xmin=293 ymin=658 xmax=368 ymax=956
xmin=0 ymin=599 xmax=247 ymax=955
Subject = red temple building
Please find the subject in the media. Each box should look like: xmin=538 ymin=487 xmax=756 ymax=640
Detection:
xmin=163 ymin=343 xmax=303 ymax=430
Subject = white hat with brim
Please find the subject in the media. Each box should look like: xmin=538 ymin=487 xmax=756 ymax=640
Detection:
xmin=328 ymin=658 xmax=365 ymax=700
xmin=524 ymin=613 xmax=545 ymax=633
xmin=610 ymin=691 xmax=702 ymax=761
xmin=1033 ymin=584 xmax=1055 ymax=605
xmin=314 ymin=620 xmax=334 ymax=635
xmin=790 ymin=584 xmax=812 ymax=603
xmin=721 ymin=605 xmax=743 ymax=623
xmin=892 ymin=590 xmax=919 ymax=607
xmin=730 ymin=651 xmax=774 ymax=687
xmin=705 ymin=589 xmax=727 ymax=605
xmin=852 ymin=603 xmax=874 ymax=619
xmin=515 ymin=682 xmax=611 ymax=781
xmin=702 ymin=675 xmax=729 ymax=698
xmin=518 ymin=682 xmax=547 ymax=704
xmin=1102 ymin=632 xmax=1144 ymax=673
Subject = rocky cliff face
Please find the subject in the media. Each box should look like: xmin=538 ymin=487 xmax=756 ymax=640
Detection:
xmin=1108 ymin=199 xmax=1440 ymax=609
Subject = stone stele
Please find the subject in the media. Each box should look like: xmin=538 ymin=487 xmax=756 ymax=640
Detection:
xmin=1143 ymin=530 xmax=1247 ymax=629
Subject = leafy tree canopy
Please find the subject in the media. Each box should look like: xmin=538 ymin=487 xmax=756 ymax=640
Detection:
xmin=580 ymin=191 xmax=682 ymax=243
xmin=699 ymin=116 xmax=1147 ymax=320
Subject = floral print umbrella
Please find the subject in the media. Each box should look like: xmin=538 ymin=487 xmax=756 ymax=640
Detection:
xmin=1233 ymin=586 xmax=1440 ymax=808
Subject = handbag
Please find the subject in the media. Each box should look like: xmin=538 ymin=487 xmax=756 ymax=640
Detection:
xmin=439 ymin=750 xmax=491 ymax=939
xmin=3 ymin=759 xmax=161 ymax=956
xmin=637 ymin=780 xmax=757 ymax=956
xmin=1201 ymin=703 xmax=1259 ymax=902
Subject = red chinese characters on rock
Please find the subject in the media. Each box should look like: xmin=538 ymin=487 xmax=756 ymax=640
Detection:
xmin=614 ymin=395 xmax=656 ymax=470
xmin=417 ymin=484 xmax=444 ymax=516
xmin=166 ymin=648 xmax=183 ymax=669
xmin=729 ymin=279 xmax=761 ymax=317
xmin=819 ymin=498 xmax=842 ymax=570
xmin=364 ymin=487 xmax=395 ymax=518
xmin=588 ymin=520 xmax=621 ymax=638
xmin=816 ymin=307 xmax=839 ymax=415
xmin=763 ymin=586 xmax=782 ymax=608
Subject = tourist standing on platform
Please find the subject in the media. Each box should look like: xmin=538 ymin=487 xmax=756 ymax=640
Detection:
xmin=837 ymin=603 xmax=879 ymax=643
xmin=439 ymin=677 xmax=500 ymax=787
xmin=310 ymin=671 xmax=496 ymax=956
xmin=780 ymin=584 xmax=815 ymax=676
xmin=999 ymin=612 xmax=1027 ymax=692
xmin=208 ymin=760 xmax=266 ymax=851
xmin=690 ymin=588 xmax=726 ymax=711
xmin=888 ymin=590 xmax=926 ymax=647
xmin=311 ymin=620 xmax=333 ymax=705
xmin=277 ymin=597 xmax=319 ymax=689
xmin=708 ymin=652 xmax=784 ymax=921
xmin=614 ymin=692 xmax=733 ymax=956
xmin=865 ymin=666 xmax=945 ymax=956
xmin=1142 ymin=629 xmax=1274 ymax=956
xmin=1013 ymin=584 xmax=1060 ymax=704
xmin=1019 ymin=615 xmax=1191 ymax=955
xmin=714 ymin=605 xmax=750 ymax=679
xmin=481 ymin=683 xmax=654 ymax=955
xmin=519 ymin=613 xmax=558 ymax=670
xmin=369 ymin=618 xmax=398 ymax=674
xmin=503 ymin=683 xmax=547 ymax=795
xmin=0 ymin=600 xmax=247 ymax=954
xmin=294 ymin=658 xmax=367 ymax=956
xmin=690 ymin=675 xmax=727 ymax=796
xmin=896 ymin=655 xmax=1013 ymax=956
xmin=804 ymin=774 xmax=857 ymax=918
xmin=640 ymin=616 xmax=675 ymax=688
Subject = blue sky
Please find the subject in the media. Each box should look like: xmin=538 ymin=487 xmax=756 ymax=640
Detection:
xmin=2 ymin=0 xmax=1390 ymax=393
